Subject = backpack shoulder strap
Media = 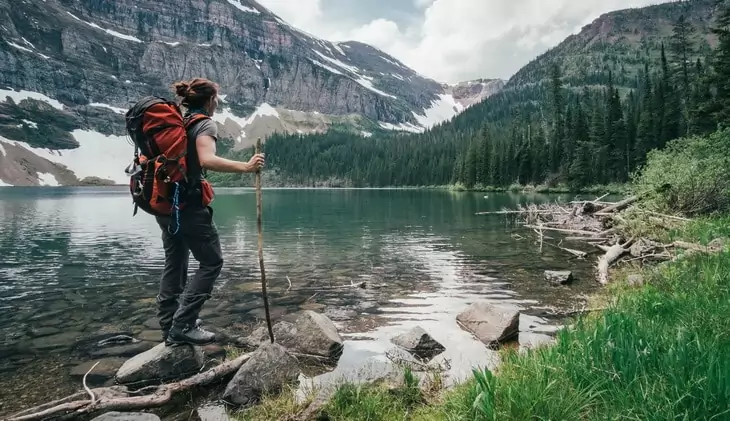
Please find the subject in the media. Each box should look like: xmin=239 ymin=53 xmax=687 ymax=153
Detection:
xmin=184 ymin=113 xmax=211 ymax=130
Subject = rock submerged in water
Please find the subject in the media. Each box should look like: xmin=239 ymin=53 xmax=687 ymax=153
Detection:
xmin=71 ymin=357 xmax=127 ymax=384
xmin=246 ymin=310 xmax=344 ymax=360
xmin=456 ymin=301 xmax=520 ymax=349
xmin=90 ymin=412 xmax=160 ymax=421
xmin=544 ymin=270 xmax=574 ymax=286
xmin=115 ymin=343 xmax=204 ymax=384
xmin=390 ymin=326 xmax=445 ymax=360
xmin=222 ymin=342 xmax=301 ymax=407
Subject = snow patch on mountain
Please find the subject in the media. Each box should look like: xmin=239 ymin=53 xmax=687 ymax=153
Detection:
xmin=311 ymin=59 xmax=344 ymax=75
xmin=7 ymin=41 xmax=32 ymax=53
xmin=90 ymin=102 xmax=128 ymax=115
xmin=226 ymin=0 xmax=260 ymax=14
xmin=213 ymin=103 xmax=281 ymax=143
xmin=0 ymin=88 xmax=64 ymax=110
xmin=311 ymin=50 xmax=396 ymax=99
xmin=379 ymin=121 xmax=423 ymax=133
xmin=67 ymin=12 xmax=143 ymax=43
xmin=412 ymin=94 xmax=465 ymax=129
xmin=12 ymin=130 xmax=132 ymax=184
xmin=353 ymin=75 xmax=396 ymax=99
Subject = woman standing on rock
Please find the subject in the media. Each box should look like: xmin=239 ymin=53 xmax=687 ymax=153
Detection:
xmin=154 ymin=78 xmax=265 ymax=346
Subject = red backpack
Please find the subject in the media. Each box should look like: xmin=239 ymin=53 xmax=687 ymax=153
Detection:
xmin=124 ymin=96 xmax=215 ymax=224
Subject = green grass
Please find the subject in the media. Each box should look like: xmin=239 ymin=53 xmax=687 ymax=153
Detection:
xmin=233 ymin=216 xmax=730 ymax=420
xmin=667 ymin=214 xmax=730 ymax=245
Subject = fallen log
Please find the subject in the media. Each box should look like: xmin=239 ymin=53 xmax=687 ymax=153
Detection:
xmin=475 ymin=209 xmax=555 ymax=215
xmin=597 ymin=239 xmax=634 ymax=285
xmin=565 ymin=236 xmax=611 ymax=242
xmin=523 ymin=225 xmax=602 ymax=237
xmin=545 ymin=242 xmax=588 ymax=259
xmin=597 ymin=195 xmax=638 ymax=214
xmin=7 ymin=353 xmax=251 ymax=421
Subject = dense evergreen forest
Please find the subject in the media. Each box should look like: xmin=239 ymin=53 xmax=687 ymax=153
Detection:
xmin=212 ymin=1 xmax=730 ymax=190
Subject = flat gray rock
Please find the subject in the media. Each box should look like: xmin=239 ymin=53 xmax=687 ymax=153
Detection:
xmin=544 ymin=270 xmax=574 ymax=286
xmin=115 ymin=343 xmax=204 ymax=384
xmin=247 ymin=310 xmax=344 ymax=360
xmin=456 ymin=301 xmax=520 ymax=349
xmin=222 ymin=342 xmax=301 ymax=407
xmin=195 ymin=403 xmax=230 ymax=421
xmin=90 ymin=341 xmax=156 ymax=359
xmin=137 ymin=330 xmax=164 ymax=342
xmin=90 ymin=412 xmax=160 ymax=421
xmin=391 ymin=326 xmax=445 ymax=360
xmin=30 ymin=331 xmax=83 ymax=350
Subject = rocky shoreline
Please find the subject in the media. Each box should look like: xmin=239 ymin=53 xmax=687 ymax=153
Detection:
xmin=5 ymin=295 xmax=560 ymax=421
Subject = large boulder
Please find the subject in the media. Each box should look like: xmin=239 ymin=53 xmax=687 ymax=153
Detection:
xmin=247 ymin=311 xmax=344 ymax=360
xmin=115 ymin=343 xmax=205 ymax=384
xmin=221 ymin=342 xmax=301 ymax=407
xmin=456 ymin=301 xmax=520 ymax=349
xmin=90 ymin=412 xmax=160 ymax=421
xmin=544 ymin=270 xmax=574 ymax=286
xmin=390 ymin=326 xmax=445 ymax=360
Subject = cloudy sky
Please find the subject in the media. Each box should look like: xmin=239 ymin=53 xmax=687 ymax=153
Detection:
xmin=257 ymin=0 xmax=673 ymax=83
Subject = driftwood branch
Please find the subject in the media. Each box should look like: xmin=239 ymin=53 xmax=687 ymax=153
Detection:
xmin=597 ymin=241 xmax=632 ymax=285
xmin=83 ymin=361 xmax=100 ymax=405
xmin=523 ymin=225 xmax=602 ymax=237
xmin=599 ymin=195 xmax=638 ymax=214
xmin=7 ymin=353 xmax=251 ymax=421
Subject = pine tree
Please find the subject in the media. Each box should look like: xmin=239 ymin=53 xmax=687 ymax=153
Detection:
xmin=670 ymin=13 xmax=695 ymax=102
xmin=549 ymin=63 xmax=565 ymax=175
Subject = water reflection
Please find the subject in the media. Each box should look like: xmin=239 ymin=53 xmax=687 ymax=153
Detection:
xmin=0 ymin=187 xmax=599 ymax=413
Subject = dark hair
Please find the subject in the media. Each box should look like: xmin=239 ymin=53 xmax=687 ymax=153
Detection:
xmin=171 ymin=77 xmax=219 ymax=109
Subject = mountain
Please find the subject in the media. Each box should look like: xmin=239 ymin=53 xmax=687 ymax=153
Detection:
xmin=0 ymin=0 xmax=502 ymax=187
xmin=247 ymin=0 xmax=726 ymax=188
xmin=508 ymin=0 xmax=717 ymax=89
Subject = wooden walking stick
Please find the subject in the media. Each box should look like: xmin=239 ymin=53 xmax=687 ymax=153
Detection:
xmin=255 ymin=138 xmax=274 ymax=343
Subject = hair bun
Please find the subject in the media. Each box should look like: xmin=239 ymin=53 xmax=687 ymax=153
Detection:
xmin=173 ymin=81 xmax=191 ymax=98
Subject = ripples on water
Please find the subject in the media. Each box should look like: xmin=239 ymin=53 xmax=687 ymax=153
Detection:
xmin=0 ymin=187 xmax=599 ymax=412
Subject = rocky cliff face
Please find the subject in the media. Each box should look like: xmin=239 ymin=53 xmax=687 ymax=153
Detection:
xmin=0 ymin=0 xmax=502 ymax=186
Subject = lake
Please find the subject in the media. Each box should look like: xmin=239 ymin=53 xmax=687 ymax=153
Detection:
xmin=0 ymin=187 xmax=600 ymax=414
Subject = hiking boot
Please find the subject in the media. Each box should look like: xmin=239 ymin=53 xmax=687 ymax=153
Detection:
xmin=165 ymin=322 xmax=215 ymax=346
xmin=162 ymin=318 xmax=204 ymax=342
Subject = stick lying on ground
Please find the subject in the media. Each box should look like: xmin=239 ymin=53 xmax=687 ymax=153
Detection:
xmin=7 ymin=354 xmax=251 ymax=421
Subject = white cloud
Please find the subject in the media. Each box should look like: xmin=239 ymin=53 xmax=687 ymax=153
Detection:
xmin=257 ymin=0 xmax=673 ymax=83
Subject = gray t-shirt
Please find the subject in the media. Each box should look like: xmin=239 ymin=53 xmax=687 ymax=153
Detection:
xmin=187 ymin=118 xmax=218 ymax=143
xmin=186 ymin=118 xmax=218 ymax=180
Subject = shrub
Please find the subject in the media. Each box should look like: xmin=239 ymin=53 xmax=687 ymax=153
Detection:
xmin=632 ymin=129 xmax=730 ymax=216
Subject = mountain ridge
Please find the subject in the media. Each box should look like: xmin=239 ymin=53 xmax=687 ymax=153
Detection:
xmin=0 ymin=0 xmax=502 ymax=187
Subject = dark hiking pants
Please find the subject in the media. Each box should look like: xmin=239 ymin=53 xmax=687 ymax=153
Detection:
xmin=155 ymin=206 xmax=223 ymax=331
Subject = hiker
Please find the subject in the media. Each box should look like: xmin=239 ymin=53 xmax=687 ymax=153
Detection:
xmin=153 ymin=77 xmax=265 ymax=346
